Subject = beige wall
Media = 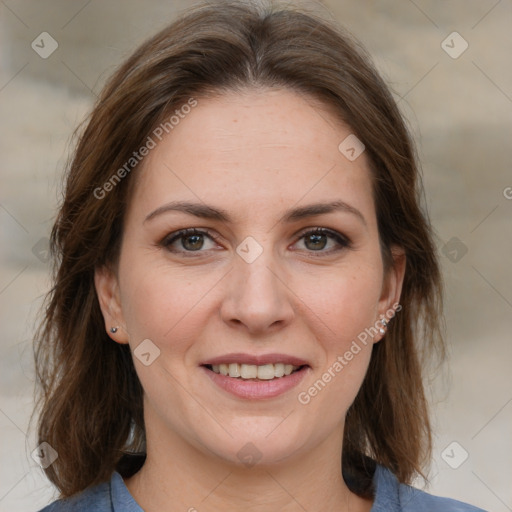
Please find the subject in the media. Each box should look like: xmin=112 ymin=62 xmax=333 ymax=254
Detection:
xmin=1 ymin=1 xmax=510 ymax=510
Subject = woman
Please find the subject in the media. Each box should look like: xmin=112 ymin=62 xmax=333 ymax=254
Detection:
xmin=35 ymin=1 xmax=486 ymax=510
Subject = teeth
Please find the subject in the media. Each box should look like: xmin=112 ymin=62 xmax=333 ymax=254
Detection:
xmin=229 ymin=363 xmax=241 ymax=377
xmin=274 ymin=363 xmax=285 ymax=377
xmin=210 ymin=363 xmax=302 ymax=379
xmin=257 ymin=364 xmax=274 ymax=380
xmin=240 ymin=363 xmax=258 ymax=379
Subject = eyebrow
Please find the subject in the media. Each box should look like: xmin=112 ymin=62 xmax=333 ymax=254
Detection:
xmin=144 ymin=199 xmax=366 ymax=226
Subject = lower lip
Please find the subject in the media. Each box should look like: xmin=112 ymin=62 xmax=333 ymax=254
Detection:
xmin=201 ymin=366 xmax=309 ymax=400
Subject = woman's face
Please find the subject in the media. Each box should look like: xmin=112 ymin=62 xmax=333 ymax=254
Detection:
xmin=96 ymin=88 xmax=404 ymax=467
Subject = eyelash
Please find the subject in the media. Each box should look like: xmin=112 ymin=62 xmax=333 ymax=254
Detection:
xmin=160 ymin=227 xmax=351 ymax=256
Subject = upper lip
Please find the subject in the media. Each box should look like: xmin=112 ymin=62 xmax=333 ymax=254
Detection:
xmin=201 ymin=353 xmax=310 ymax=367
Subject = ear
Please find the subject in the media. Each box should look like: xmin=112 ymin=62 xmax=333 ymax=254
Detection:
xmin=94 ymin=266 xmax=129 ymax=344
xmin=375 ymin=246 xmax=406 ymax=342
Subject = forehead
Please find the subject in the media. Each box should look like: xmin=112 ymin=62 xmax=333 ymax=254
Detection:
xmin=129 ymin=88 xmax=376 ymax=224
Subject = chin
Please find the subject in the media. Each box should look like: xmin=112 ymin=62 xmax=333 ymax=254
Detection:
xmin=196 ymin=422 xmax=311 ymax=469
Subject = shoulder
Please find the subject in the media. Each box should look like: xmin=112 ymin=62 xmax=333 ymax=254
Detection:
xmin=373 ymin=465 xmax=488 ymax=512
xmin=37 ymin=480 xmax=112 ymax=511
xmin=37 ymin=472 xmax=141 ymax=512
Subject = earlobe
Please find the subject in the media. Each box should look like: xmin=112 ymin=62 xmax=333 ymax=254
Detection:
xmin=94 ymin=266 xmax=129 ymax=344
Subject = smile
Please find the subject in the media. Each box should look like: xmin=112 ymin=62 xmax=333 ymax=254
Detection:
xmin=205 ymin=363 xmax=304 ymax=380
xmin=201 ymin=363 xmax=310 ymax=400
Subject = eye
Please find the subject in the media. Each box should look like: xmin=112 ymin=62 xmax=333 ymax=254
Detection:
xmin=161 ymin=227 xmax=350 ymax=256
xmin=161 ymin=228 xmax=221 ymax=253
xmin=293 ymin=227 xmax=351 ymax=253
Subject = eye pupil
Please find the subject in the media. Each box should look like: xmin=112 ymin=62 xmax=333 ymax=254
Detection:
xmin=305 ymin=233 xmax=327 ymax=250
xmin=182 ymin=234 xmax=204 ymax=250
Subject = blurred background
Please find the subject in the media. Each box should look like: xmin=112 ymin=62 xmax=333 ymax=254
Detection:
xmin=0 ymin=1 xmax=511 ymax=510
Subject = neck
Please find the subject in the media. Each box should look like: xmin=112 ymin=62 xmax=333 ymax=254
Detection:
xmin=124 ymin=414 xmax=372 ymax=511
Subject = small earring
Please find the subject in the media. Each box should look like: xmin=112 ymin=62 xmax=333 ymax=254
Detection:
xmin=379 ymin=318 xmax=388 ymax=335
xmin=110 ymin=327 xmax=118 ymax=334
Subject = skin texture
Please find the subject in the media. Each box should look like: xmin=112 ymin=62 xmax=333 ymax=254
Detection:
xmin=95 ymin=88 xmax=405 ymax=511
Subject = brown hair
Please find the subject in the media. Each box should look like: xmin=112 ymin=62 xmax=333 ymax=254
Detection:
xmin=34 ymin=0 xmax=444 ymax=499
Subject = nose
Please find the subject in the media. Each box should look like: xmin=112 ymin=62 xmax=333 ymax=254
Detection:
xmin=219 ymin=252 xmax=295 ymax=335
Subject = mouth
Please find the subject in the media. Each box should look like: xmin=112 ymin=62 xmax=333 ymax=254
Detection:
xmin=200 ymin=357 xmax=310 ymax=400
xmin=203 ymin=362 xmax=308 ymax=381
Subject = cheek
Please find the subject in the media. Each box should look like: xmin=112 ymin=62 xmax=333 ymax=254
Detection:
xmin=294 ymin=270 xmax=379 ymax=416
xmin=118 ymin=260 xmax=221 ymax=351
xmin=295 ymin=262 xmax=383 ymax=348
